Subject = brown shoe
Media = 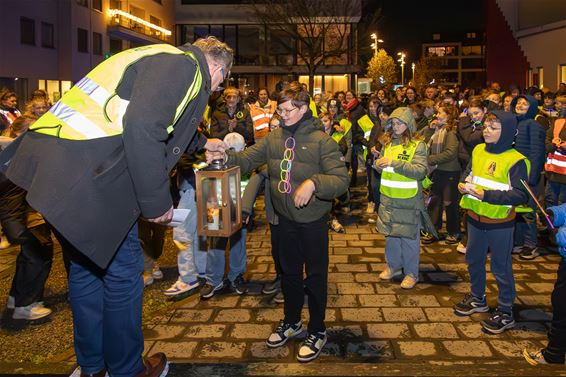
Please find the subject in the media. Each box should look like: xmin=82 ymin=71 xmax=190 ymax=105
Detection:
xmin=80 ymin=369 xmax=107 ymax=377
xmin=135 ymin=353 xmax=168 ymax=377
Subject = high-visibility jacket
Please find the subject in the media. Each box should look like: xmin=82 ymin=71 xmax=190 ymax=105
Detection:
xmin=380 ymin=141 xmax=421 ymax=199
xmin=331 ymin=118 xmax=352 ymax=143
xmin=358 ymin=114 xmax=374 ymax=160
xmin=29 ymin=44 xmax=202 ymax=140
xmin=249 ymin=100 xmax=276 ymax=141
xmin=460 ymin=144 xmax=529 ymax=219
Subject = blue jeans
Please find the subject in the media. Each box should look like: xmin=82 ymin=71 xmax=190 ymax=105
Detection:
xmin=206 ymin=228 xmax=247 ymax=286
xmin=384 ymin=234 xmax=420 ymax=278
xmin=173 ymin=187 xmax=207 ymax=283
xmin=68 ymin=224 xmax=144 ymax=376
xmin=466 ymin=221 xmax=515 ymax=313
xmin=546 ymin=180 xmax=566 ymax=209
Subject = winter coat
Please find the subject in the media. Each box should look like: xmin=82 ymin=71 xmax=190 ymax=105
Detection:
xmin=227 ymin=112 xmax=349 ymax=223
xmin=457 ymin=115 xmax=484 ymax=169
xmin=210 ymin=102 xmax=254 ymax=145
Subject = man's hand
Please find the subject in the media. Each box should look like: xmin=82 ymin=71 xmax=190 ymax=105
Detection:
xmin=204 ymin=138 xmax=227 ymax=153
xmin=292 ymin=179 xmax=316 ymax=208
xmin=147 ymin=205 xmax=174 ymax=224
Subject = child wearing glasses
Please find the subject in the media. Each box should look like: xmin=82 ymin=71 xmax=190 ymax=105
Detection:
xmin=455 ymin=111 xmax=529 ymax=334
xmin=219 ymin=82 xmax=348 ymax=362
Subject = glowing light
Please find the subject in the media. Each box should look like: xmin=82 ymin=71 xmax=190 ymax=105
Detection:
xmin=108 ymin=9 xmax=171 ymax=36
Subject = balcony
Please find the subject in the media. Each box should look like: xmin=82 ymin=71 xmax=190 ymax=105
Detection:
xmin=108 ymin=13 xmax=171 ymax=44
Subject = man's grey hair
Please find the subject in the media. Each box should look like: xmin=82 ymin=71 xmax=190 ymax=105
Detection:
xmin=190 ymin=36 xmax=234 ymax=71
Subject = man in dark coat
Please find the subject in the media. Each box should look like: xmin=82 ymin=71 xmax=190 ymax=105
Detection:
xmin=0 ymin=37 xmax=232 ymax=377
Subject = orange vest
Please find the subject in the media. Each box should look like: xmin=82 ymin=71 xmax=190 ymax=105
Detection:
xmin=545 ymin=119 xmax=566 ymax=175
xmin=249 ymin=100 xmax=276 ymax=140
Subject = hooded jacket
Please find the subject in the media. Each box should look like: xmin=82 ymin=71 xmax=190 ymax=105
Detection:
xmin=227 ymin=110 xmax=349 ymax=223
xmin=375 ymin=107 xmax=436 ymax=239
xmin=511 ymin=94 xmax=546 ymax=186
xmin=463 ymin=110 xmax=530 ymax=229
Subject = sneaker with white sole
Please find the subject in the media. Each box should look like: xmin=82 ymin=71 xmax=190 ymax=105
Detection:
xmin=200 ymin=281 xmax=224 ymax=299
xmin=266 ymin=320 xmax=303 ymax=348
xmin=366 ymin=201 xmax=375 ymax=214
xmin=0 ymin=237 xmax=11 ymax=250
xmin=13 ymin=302 xmax=52 ymax=320
xmin=453 ymin=293 xmax=489 ymax=316
xmin=519 ymin=246 xmax=540 ymax=260
xmin=456 ymin=242 xmax=467 ymax=254
xmin=297 ymin=331 xmax=327 ymax=362
xmin=481 ymin=309 xmax=515 ymax=334
xmin=523 ymin=348 xmax=565 ymax=365
xmin=379 ymin=266 xmax=402 ymax=280
xmin=164 ymin=279 xmax=201 ymax=296
xmin=152 ymin=264 xmax=164 ymax=280
xmin=273 ymin=291 xmax=284 ymax=304
xmin=329 ymin=219 xmax=345 ymax=233
xmin=69 ymin=366 xmax=109 ymax=377
xmin=262 ymin=276 xmax=281 ymax=295
xmin=400 ymin=274 xmax=418 ymax=289
xmin=143 ymin=272 xmax=154 ymax=287
xmin=7 ymin=295 xmax=14 ymax=310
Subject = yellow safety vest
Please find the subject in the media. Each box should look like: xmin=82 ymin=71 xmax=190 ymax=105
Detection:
xmin=331 ymin=118 xmax=352 ymax=143
xmin=460 ymin=144 xmax=530 ymax=219
xmin=358 ymin=114 xmax=375 ymax=160
xmin=379 ymin=141 xmax=420 ymax=199
xmin=309 ymin=99 xmax=318 ymax=118
xmin=30 ymin=44 xmax=203 ymax=140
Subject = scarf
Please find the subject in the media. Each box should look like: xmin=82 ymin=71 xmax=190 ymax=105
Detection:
xmin=342 ymin=98 xmax=359 ymax=121
xmin=428 ymin=126 xmax=447 ymax=172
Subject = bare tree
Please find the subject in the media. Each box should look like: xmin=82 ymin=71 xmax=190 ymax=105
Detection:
xmin=247 ymin=0 xmax=362 ymax=95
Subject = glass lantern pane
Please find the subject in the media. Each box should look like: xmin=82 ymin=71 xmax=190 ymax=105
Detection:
xmin=229 ymin=173 xmax=238 ymax=224
xmin=203 ymin=177 xmax=223 ymax=230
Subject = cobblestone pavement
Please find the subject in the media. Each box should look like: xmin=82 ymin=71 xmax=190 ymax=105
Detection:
xmin=0 ymin=183 xmax=565 ymax=376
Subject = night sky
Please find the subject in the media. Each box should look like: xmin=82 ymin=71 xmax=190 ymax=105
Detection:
xmin=361 ymin=0 xmax=485 ymax=66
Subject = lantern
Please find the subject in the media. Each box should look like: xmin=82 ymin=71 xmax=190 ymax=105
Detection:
xmin=195 ymin=160 xmax=242 ymax=237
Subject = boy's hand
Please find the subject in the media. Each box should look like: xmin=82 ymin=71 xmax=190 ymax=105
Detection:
xmin=457 ymin=182 xmax=468 ymax=194
xmin=293 ymin=179 xmax=315 ymax=208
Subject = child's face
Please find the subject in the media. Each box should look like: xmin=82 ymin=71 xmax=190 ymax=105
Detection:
xmin=391 ymin=118 xmax=408 ymax=135
xmin=379 ymin=112 xmax=389 ymax=123
xmin=468 ymin=106 xmax=486 ymax=123
xmin=503 ymin=96 xmax=513 ymax=111
xmin=436 ymin=108 xmax=448 ymax=125
xmin=269 ymin=118 xmax=280 ymax=130
xmin=544 ymin=97 xmax=555 ymax=107
xmin=515 ymin=97 xmax=530 ymax=115
xmin=483 ymin=119 xmax=502 ymax=144
xmin=368 ymin=101 xmax=378 ymax=114
xmin=321 ymin=116 xmax=331 ymax=129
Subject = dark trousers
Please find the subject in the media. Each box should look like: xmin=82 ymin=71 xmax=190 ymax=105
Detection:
xmin=428 ymin=170 xmax=461 ymax=235
xmin=274 ymin=214 xmax=329 ymax=333
xmin=545 ymin=260 xmax=566 ymax=361
xmin=350 ymin=144 xmax=363 ymax=186
xmin=269 ymin=223 xmax=281 ymax=276
xmin=367 ymin=166 xmax=381 ymax=205
xmin=63 ymin=224 xmax=145 ymax=376
xmin=0 ymin=180 xmax=53 ymax=307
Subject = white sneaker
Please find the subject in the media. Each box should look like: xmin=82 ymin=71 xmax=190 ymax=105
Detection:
xmin=456 ymin=242 xmax=466 ymax=254
xmin=143 ymin=272 xmax=154 ymax=287
xmin=0 ymin=237 xmax=10 ymax=250
xmin=152 ymin=264 xmax=164 ymax=280
xmin=13 ymin=302 xmax=52 ymax=320
xmin=329 ymin=219 xmax=345 ymax=233
xmin=400 ymin=274 xmax=418 ymax=289
xmin=379 ymin=266 xmax=402 ymax=280
xmin=69 ymin=366 xmax=109 ymax=377
xmin=164 ymin=279 xmax=200 ymax=296
xmin=297 ymin=331 xmax=327 ymax=362
xmin=366 ymin=201 xmax=375 ymax=214
xmin=7 ymin=295 xmax=14 ymax=310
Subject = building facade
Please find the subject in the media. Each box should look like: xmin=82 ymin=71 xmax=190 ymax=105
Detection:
xmin=0 ymin=0 xmax=175 ymax=104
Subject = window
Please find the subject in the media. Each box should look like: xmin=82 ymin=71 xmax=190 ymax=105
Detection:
xmin=560 ymin=64 xmax=566 ymax=85
xmin=432 ymin=33 xmax=440 ymax=40
xmin=462 ymin=45 xmax=482 ymax=56
xmin=78 ymin=28 xmax=88 ymax=53
xmin=93 ymin=32 xmax=102 ymax=55
xmin=20 ymin=17 xmax=35 ymax=45
xmin=466 ymin=32 xmax=476 ymax=38
xmin=76 ymin=0 xmax=88 ymax=7
xmin=41 ymin=22 xmax=54 ymax=48
xmin=92 ymin=0 xmax=102 ymax=11
xmin=427 ymin=46 xmax=457 ymax=57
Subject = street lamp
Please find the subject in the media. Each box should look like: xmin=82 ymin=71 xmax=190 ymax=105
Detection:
xmin=397 ymin=52 xmax=406 ymax=85
xmin=370 ymin=33 xmax=383 ymax=57
xmin=411 ymin=62 xmax=415 ymax=81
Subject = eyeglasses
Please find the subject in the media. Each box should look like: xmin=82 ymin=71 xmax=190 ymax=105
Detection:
xmin=276 ymin=107 xmax=299 ymax=116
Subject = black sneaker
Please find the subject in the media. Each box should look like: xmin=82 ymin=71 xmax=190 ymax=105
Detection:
xmin=262 ymin=276 xmax=281 ymax=295
xmin=297 ymin=331 xmax=328 ymax=362
xmin=273 ymin=291 xmax=284 ymax=304
xmin=519 ymin=246 xmax=540 ymax=260
xmin=420 ymin=231 xmax=437 ymax=245
xmin=200 ymin=281 xmax=224 ymax=299
xmin=481 ymin=310 xmax=516 ymax=334
xmin=266 ymin=320 xmax=303 ymax=348
xmin=453 ymin=293 xmax=489 ymax=316
xmin=230 ymin=274 xmax=248 ymax=295
xmin=445 ymin=233 xmax=461 ymax=245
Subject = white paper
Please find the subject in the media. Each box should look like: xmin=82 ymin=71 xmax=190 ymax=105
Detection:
xmin=166 ymin=208 xmax=191 ymax=227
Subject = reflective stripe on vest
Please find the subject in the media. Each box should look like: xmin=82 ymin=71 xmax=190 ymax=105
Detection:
xmin=379 ymin=141 xmax=420 ymax=199
xmin=460 ymin=144 xmax=530 ymax=219
xmin=546 ymin=151 xmax=566 ymax=175
xmin=30 ymin=44 xmax=202 ymax=139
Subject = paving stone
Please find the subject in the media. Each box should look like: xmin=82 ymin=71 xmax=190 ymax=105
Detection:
xmin=329 ymin=240 xmax=348 ymax=248
xmin=183 ymin=324 xmax=226 ymax=339
xmin=341 ymin=308 xmax=383 ymax=322
xmin=150 ymin=341 xmax=197 ymax=359
xmin=398 ymin=341 xmax=437 ymax=356
xmin=201 ymin=295 xmax=240 ymax=308
xmin=442 ymin=340 xmax=492 ymax=357
xmin=238 ymin=296 xmax=276 ymax=308
xmin=424 ymin=308 xmax=472 ymax=322
xmin=336 ymin=282 xmax=375 ymax=294
xmin=255 ymin=308 xmax=284 ymax=322
xmin=326 ymin=294 xmax=358 ymax=308
xmin=354 ymin=273 xmax=381 ymax=282
xmin=507 ymin=322 xmax=549 ymax=339
xmin=436 ymin=263 xmax=469 ymax=272
xmin=328 ymin=272 xmax=355 ymax=283
xmin=537 ymin=273 xmax=558 ymax=280
xmin=348 ymin=240 xmax=375 ymax=247
xmin=525 ymin=283 xmax=555 ymax=293
xmin=413 ymin=323 xmax=458 ymax=339
xmin=398 ymin=295 xmax=440 ymax=307
xmin=333 ymin=247 xmax=363 ymax=255
xmin=360 ymin=234 xmax=384 ymax=240
xmin=197 ymin=342 xmax=246 ymax=358
xmin=230 ymin=324 xmax=273 ymax=339
xmin=169 ymin=309 xmax=213 ymax=323
xmin=143 ymin=325 xmax=186 ymax=340
xmin=248 ymin=264 xmax=268 ymax=273
xmin=335 ymin=263 xmax=368 ymax=272
xmin=517 ymin=295 xmax=551 ymax=307
xmin=367 ymin=323 xmax=411 ymax=339
xmin=346 ymin=341 xmax=392 ymax=358
xmin=346 ymin=228 xmax=373 ymax=234
xmin=302 ymin=309 xmax=337 ymax=322
xmin=327 ymin=325 xmax=364 ymax=339
xmin=370 ymin=263 xmax=387 ymax=272
xmin=517 ymin=309 xmax=552 ymax=321
xmin=356 ymin=257 xmax=384 ymax=263
xmin=214 ymin=309 xmax=251 ymax=322
xmin=489 ymin=340 xmax=542 ymax=358
xmin=539 ymin=263 xmax=560 ymax=271
xmin=364 ymin=247 xmax=383 ymax=254
xmin=456 ymin=322 xmax=493 ymax=338
xmin=329 ymin=255 xmax=349 ymax=263
xmin=374 ymin=284 xmax=400 ymax=294
xmin=249 ymin=342 xmax=291 ymax=359
xmin=358 ymin=294 xmax=398 ymax=307
xmin=331 ymin=234 xmax=360 ymax=240
xmin=382 ymin=308 xmax=427 ymax=322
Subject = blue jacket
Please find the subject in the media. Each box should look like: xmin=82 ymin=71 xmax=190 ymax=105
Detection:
xmin=548 ymin=204 xmax=566 ymax=261
xmin=511 ymin=95 xmax=546 ymax=186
